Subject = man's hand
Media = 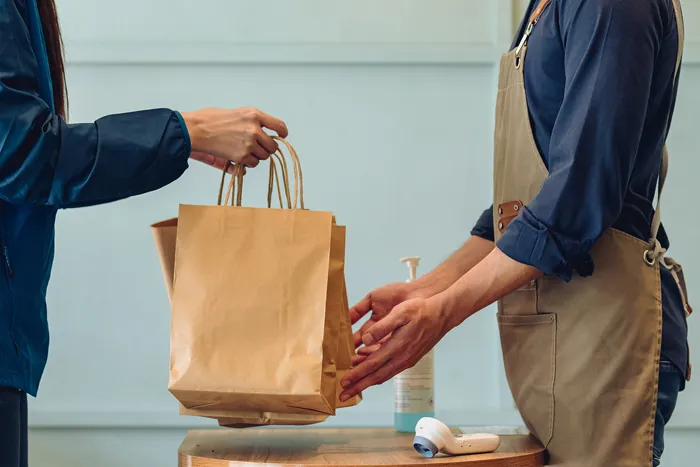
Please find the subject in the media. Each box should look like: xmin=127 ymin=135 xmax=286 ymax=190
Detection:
xmin=348 ymin=237 xmax=494 ymax=364
xmin=341 ymin=247 xmax=542 ymax=402
xmin=341 ymin=297 xmax=448 ymax=402
xmin=349 ymin=282 xmax=411 ymax=350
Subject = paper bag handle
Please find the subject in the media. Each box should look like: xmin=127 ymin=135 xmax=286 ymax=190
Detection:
xmin=217 ymin=162 xmax=244 ymax=206
xmin=216 ymin=137 xmax=305 ymax=209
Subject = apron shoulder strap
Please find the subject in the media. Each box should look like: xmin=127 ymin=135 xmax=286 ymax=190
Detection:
xmin=649 ymin=0 xmax=684 ymax=244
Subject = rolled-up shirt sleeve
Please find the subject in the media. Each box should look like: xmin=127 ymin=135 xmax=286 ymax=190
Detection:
xmin=0 ymin=0 xmax=190 ymax=208
xmin=496 ymin=0 xmax=664 ymax=281
xmin=471 ymin=205 xmax=495 ymax=242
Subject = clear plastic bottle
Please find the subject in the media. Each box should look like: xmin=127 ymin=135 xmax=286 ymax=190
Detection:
xmin=394 ymin=257 xmax=435 ymax=432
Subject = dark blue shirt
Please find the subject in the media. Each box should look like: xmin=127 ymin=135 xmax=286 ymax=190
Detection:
xmin=471 ymin=0 xmax=688 ymax=379
xmin=0 ymin=0 xmax=191 ymax=395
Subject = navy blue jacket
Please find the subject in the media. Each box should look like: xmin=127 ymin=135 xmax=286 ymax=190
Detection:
xmin=472 ymin=0 xmax=688 ymax=378
xmin=0 ymin=0 xmax=191 ymax=395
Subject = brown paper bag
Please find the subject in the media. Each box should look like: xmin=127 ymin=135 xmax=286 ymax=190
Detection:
xmin=185 ymin=268 xmax=361 ymax=427
xmin=154 ymin=138 xmax=359 ymax=420
xmin=157 ymin=225 xmax=359 ymax=426
xmin=151 ymin=218 xmax=178 ymax=300
xmin=193 ymin=277 xmax=360 ymax=428
xmin=336 ymin=279 xmax=362 ymax=408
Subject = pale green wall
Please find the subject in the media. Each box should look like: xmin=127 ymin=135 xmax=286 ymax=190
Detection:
xmin=28 ymin=1 xmax=700 ymax=466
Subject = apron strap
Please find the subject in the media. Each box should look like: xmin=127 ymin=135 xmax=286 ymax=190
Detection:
xmin=648 ymin=0 xmax=684 ymax=247
xmin=647 ymin=0 xmax=690 ymax=314
xmin=650 ymin=0 xmax=692 ymax=381
xmin=663 ymin=256 xmax=692 ymax=317
xmin=514 ymin=0 xmax=553 ymax=58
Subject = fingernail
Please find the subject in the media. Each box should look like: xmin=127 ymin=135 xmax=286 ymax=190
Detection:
xmin=341 ymin=380 xmax=350 ymax=389
xmin=339 ymin=394 xmax=350 ymax=402
xmin=362 ymin=334 xmax=375 ymax=346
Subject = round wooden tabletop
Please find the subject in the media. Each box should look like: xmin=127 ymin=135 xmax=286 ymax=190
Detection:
xmin=178 ymin=428 xmax=545 ymax=467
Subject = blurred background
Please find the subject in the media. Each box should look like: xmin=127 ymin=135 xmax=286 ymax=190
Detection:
xmin=31 ymin=1 xmax=699 ymax=466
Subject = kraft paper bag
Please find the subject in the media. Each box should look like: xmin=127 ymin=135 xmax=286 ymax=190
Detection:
xmin=151 ymin=218 xmax=178 ymax=300
xmin=152 ymin=219 xmax=360 ymax=426
xmin=181 ymin=274 xmax=361 ymax=427
xmin=217 ymin=413 xmax=328 ymax=428
xmin=162 ymin=138 xmax=352 ymax=417
xmin=336 ymin=279 xmax=362 ymax=408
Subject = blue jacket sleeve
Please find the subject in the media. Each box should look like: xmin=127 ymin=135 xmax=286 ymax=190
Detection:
xmin=497 ymin=0 xmax=665 ymax=281
xmin=0 ymin=0 xmax=190 ymax=208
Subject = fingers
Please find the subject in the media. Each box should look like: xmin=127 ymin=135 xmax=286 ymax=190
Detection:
xmin=349 ymin=295 xmax=372 ymax=325
xmin=257 ymin=112 xmax=289 ymax=138
xmin=340 ymin=336 xmax=409 ymax=401
xmin=357 ymin=335 xmax=389 ymax=356
xmin=341 ymin=358 xmax=405 ymax=401
xmin=361 ymin=309 xmax=409 ymax=346
xmin=342 ymin=343 xmax=393 ymax=392
xmin=256 ymin=129 xmax=279 ymax=155
xmin=353 ymin=319 xmax=374 ymax=349
xmin=249 ymin=141 xmax=272 ymax=161
xmin=351 ymin=354 xmax=368 ymax=366
xmin=240 ymin=154 xmax=260 ymax=168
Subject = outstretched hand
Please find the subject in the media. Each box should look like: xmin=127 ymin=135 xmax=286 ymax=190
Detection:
xmin=349 ymin=282 xmax=411 ymax=349
xmin=340 ymin=297 xmax=448 ymax=402
xmin=182 ymin=107 xmax=288 ymax=168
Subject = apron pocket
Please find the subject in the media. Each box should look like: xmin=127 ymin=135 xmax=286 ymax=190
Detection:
xmin=499 ymin=280 xmax=538 ymax=315
xmin=497 ymin=312 xmax=556 ymax=447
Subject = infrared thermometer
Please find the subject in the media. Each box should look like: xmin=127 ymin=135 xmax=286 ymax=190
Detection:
xmin=413 ymin=417 xmax=501 ymax=458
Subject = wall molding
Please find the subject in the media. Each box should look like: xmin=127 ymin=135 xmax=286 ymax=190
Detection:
xmin=64 ymin=42 xmax=700 ymax=67
xmin=60 ymin=0 xmax=699 ymax=66
xmin=65 ymin=43 xmax=502 ymax=66
xmin=28 ymin=409 xmax=700 ymax=431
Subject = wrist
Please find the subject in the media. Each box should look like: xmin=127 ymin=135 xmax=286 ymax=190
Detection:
xmin=405 ymin=280 xmax=436 ymax=301
xmin=409 ymin=269 xmax=456 ymax=299
xmin=429 ymin=288 xmax=475 ymax=333
xmin=180 ymin=111 xmax=204 ymax=153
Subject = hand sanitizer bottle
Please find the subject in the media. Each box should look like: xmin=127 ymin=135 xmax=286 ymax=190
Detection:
xmin=394 ymin=256 xmax=435 ymax=432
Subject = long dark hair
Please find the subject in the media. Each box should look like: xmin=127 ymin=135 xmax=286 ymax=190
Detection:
xmin=37 ymin=0 xmax=67 ymax=119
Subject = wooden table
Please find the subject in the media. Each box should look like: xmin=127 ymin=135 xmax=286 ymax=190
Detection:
xmin=178 ymin=428 xmax=545 ymax=467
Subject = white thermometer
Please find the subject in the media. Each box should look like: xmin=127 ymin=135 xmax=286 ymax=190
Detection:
xmin=413 ymin=417 xmax=501 ymax=458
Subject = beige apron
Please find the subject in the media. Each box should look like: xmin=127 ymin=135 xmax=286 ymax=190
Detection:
xmin=493 ymin=0 xmax=691 ymax=465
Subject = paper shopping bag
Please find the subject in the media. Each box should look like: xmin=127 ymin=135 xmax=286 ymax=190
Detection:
xmin=181 ymin=283 xmax=359 ymax=428
xmin=181 ymin=281 xmax=360 ymax=428
xmin=151 ymin=218 xmax=178 ymax=301
xmin=168 ymin=139 xmax=343 ymax=416
xmin=337 ymin=279 xmax=362 ymax=408
xmin=152 ymin=219 xmax=359 ymax=425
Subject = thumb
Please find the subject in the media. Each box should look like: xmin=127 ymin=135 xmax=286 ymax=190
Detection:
xmin=362 ymin=308 xmax=409 ymax=346
xmin=357 ymin=336 xmax=389 ymax=356
xmin=258 ymin=112 xmax=289 ymax=138
xmin=349 ymin=294 xmax=372 ymax=325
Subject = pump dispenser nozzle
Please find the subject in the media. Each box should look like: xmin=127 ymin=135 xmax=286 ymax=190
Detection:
xmin=400 ymin=257 xmax=421 ymax=282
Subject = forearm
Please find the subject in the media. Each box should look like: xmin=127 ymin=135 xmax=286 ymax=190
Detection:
xmin=411 ymin=235 xmax=494 ymax=298
xmin=0 ymin=108 xmax=190 ymax=207
xmin=432 ymin=246 xmax=542 ymax=330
